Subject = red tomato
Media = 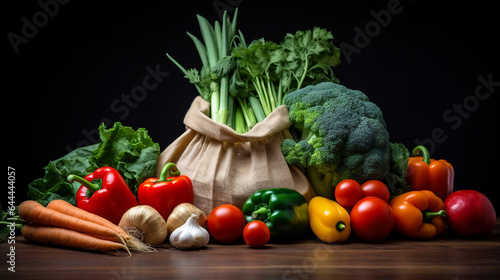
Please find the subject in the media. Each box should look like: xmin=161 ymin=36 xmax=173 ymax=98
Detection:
xmin=207 ymin=204 xmax=246 ymax=244
xmin=350 ymin=197 xmax=394 ymax=242
xmin=243 ymin=221 xmax=271 ymax=248
xmin=444 ymin=190 xmax=496 ymax=237
xmin=360 ymin=180 xmax=390 ymax=203
xmin=334 ymin=179 xmax=362 ymax=208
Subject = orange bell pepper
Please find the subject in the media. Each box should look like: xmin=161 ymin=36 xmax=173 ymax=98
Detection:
xmin=389 ymin=190 xmax=446 ymax=240
xmin=406 ymin=145 xmax=454 ymax=200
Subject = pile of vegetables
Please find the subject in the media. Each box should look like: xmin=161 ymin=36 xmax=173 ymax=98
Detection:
xmin=166 ymin=9 xmax=409 ymax=197
xmin=1 ymin=8 xmax=497 ymax=254
xmin=2 ymin=124 xmax=497 ymax=253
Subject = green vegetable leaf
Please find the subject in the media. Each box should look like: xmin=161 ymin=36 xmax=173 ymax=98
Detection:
xmin=27 ymin=144 xmax=98 ymax=206
xmin=88 ymin=122 xmax=161 ymax=193
xmin=384 ymin=142 xmax=412 ymax=196
xmin=279 ymin=27 xmax=341 ymax=91
xmin=212 ymin=55 xmax=235 ymax=77
xmin=27 ymin=122 xmax=160 ymax=206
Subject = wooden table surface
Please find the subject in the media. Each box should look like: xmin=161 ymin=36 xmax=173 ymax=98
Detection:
xmin=2 ymin=220 xmax=499 ymax=280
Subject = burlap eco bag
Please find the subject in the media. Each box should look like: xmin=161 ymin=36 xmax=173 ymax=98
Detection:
xmin=156 ymin=96 xmax=314 ymax=215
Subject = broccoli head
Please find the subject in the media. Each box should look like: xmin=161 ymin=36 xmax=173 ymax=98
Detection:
xmin=282 ymin=82 xmax=395 ymax=198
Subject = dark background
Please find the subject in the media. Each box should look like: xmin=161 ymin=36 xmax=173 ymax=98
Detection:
xmin=4 ymin=1 xmax=499 ymax=212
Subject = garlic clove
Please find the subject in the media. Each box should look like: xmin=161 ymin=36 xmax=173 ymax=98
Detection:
xmin=178 ymin=230 xmax=194 ymax=247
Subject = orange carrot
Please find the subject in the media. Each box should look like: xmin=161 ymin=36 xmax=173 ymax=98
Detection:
xmin=45 ymin=200 xmax=152 ymax=252
xmin=46 ymin=200 xmax=128 ymax=237
xmin=21 ymin=224 xmax=127 ymax=252
xmin=18 ymin=200 xmax=124 ymax=244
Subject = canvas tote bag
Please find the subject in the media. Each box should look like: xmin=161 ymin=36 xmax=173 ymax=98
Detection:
xmin=156 ymin=96 xmax=315 ymax=215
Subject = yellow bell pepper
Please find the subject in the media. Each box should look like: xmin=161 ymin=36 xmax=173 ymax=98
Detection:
xmin=308 ymin=196 xmax=351 ymax=243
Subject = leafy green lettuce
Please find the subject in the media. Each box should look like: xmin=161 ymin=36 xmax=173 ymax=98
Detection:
xmin=27 ymin=122 xmax=160 ymax=206
xmin=27 ymin=144 xmax=98 ymax=206
xmin=88 ymin=122 xmax=160 ymax=193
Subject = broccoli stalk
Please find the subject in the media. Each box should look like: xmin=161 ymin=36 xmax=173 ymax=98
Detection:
xmin=305 ymin=166 xmax=334 ymax=198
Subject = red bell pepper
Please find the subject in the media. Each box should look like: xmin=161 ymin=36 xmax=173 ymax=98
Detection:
xmin=138 ymin=162 xmax=194 ymax=221
xmin=68 ymin=166 xmax=138 ymax=225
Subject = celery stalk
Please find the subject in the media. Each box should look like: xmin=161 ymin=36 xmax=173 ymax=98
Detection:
xmin=217 ymin=11 xmax=229 ymax=124
xmin=197 ymin=14 xmax=220 ymax=121
xmin=186 ymin=32 xmax=209 ymax=69
xmin=249 ymin=96 xmax=266 ymax=123
xmin=234 ymin=106 xmax=246 ymax=134
xmin=196 ymin=15 xmax=219 ymax=68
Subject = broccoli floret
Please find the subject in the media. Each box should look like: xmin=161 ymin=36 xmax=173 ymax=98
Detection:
xmin=282 ymin=82 xmax=401 ymax=198
xmin=281 ymin=138 xmax=313 ymax=167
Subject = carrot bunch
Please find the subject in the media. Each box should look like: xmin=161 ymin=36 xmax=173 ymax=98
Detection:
xmin=18 ymin=200 xmax=151 ymax=255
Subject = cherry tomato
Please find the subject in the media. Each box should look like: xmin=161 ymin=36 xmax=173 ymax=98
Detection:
xmin=334 ymin=179 xmax=362 ymax=208
xmin=243 ymin=221 xmax=271 ymax=248
xmin=360 ymin=180 xmax=390 ymax=203
xmin=350 ymin=197 xmax=394 ymax=242
xmin=444 ymin=190 xmax=496 ymax=237
xmin=207 ymin=204 xmax=246 ymax=244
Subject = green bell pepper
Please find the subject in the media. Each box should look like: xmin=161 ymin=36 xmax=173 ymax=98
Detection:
xmin=242 ymin=188 xmax=310 ymax=239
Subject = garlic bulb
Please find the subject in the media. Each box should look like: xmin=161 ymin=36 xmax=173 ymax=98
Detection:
xmin=167 ymin=203 xmax=208 ymax=235
xmin=169 ymin=214 xmax=210 ymax=249
xmin=119 ymin=205 xmax=168 ymax=246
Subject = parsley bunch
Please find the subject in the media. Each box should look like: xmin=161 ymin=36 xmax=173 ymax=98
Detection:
xmin=232 ymin=27 xmax=341 ymax=119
